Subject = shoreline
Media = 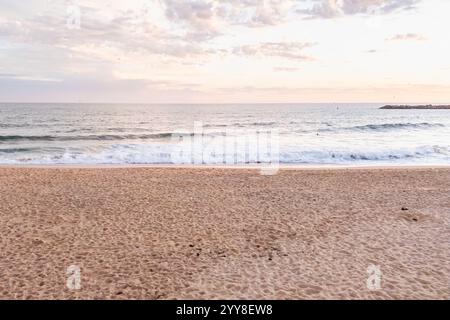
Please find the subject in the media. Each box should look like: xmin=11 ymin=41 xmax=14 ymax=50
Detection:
xmin=1 ymin=163 xmax=449 ymax=170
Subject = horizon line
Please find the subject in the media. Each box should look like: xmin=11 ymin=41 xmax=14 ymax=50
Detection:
xmin=1 ymin=102 xmax=447 ymax=105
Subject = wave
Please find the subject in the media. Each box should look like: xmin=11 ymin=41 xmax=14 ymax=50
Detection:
xmin=0 ymin=147 xmax=39 ymax=154
xmin=0 ymin=132 xmax=196 ymax=142
xmin=1 ymin=143 xmax=448 ymax=165
xmin=321 ymin=122 xmax=445 ymax=133
xmin=279 ymin=145 xmax=450 ymax=163
xmin=2 ymin=123 xmax=442 ymax=141
xmin=204 ymin=121 xmax=276 ymax=128
xmin=0 ymin=123 xmax=41 ymax=129
xmin=249 ymin=121 xmax=276 ymax=126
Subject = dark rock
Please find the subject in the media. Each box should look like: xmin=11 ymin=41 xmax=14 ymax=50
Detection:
xmin=32 ymin=239 xmax=44 ymax=245
xmin=380 ymin=105 xmax=450 ymax=110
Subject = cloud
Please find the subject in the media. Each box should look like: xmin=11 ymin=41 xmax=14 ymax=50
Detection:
xmin=0 ymin=2 xmax=223 ymax=93
xmin=0 ymin=74 xmax=203 ymax=103
xmin=0 ymin=0 xmax=441 ymax=104
xmin=162 ymin=0 xmax=221 ymax=40
xmin=386 ymin=33 xmax=427 ymax=41
xmin=162 ymin=0 xmax=423 ymax=29
xmin=0 ymin=4 xmax=210 ymax=58
xmin=0 ymin=73 xmax=61 ymax=82
xmin=0 ymin=73 xmax=18 ymax=78
xmin=161 ymin=0 xmax=297 ymax=39
xmin=299 ymin=0 xmax=421 ymax=19
xmin=274 ymin=67 xmax=301 ymax=72
xmin=233 ymin=42 xmax=316 ymax=60
xmin=216 ymin=0 xmax=297 ymax=27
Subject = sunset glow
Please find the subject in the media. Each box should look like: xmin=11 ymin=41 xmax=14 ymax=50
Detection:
xmin=1 ymin=0 xmax=449 ymax=103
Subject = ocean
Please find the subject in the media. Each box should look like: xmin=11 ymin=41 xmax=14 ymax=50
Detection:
xmin=0 ymin=103 xmax=449 ymax=166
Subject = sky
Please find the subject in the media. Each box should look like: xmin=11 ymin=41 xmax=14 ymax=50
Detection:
xmin=0 ymin=0 xmax=449 ymax=103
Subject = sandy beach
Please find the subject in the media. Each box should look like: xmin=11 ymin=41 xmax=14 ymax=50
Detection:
xmin=0 ymin=167 xmax=449 ymax=300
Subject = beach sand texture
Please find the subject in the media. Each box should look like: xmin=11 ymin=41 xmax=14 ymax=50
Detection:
xmin=0 ymin=167 xmax=449 ymax=299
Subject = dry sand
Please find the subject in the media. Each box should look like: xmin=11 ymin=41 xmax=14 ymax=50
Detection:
xmin=0 ymin=167 xmax=449 ymax=300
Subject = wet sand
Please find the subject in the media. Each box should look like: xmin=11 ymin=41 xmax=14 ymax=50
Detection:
xmin=0 ymin=167 xmax=449 ymax=299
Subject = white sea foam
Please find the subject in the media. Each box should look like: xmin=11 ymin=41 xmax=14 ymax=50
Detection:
xmin=1 ymin=143 xmax=449 ymax=165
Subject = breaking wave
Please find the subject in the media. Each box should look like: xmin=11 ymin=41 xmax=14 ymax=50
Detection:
xmin=322 ymin=122 xmax=445 ymax=133
xmin=1 ymin=144 xmax=449 ymax=165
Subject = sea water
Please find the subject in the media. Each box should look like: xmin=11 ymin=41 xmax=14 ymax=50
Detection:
xmin=0 ymin=103 xmax=449 ymax=165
